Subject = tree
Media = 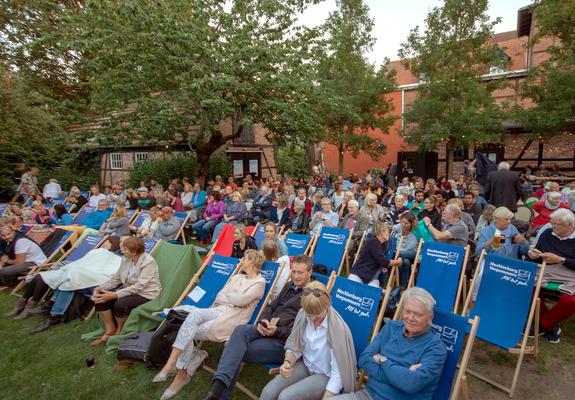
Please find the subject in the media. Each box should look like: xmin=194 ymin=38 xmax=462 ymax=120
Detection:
xmin=318 ymin=0 xmax=396 ymax=175
xmin=60 ymin=0 xmax=324 ymax=182
xmin=399 ymin=0 xmax=508 ymax=177
xmin=518 ymin=0 xmax=575 ymax=136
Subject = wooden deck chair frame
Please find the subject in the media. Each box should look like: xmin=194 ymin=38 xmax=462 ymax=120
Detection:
xmin=11 ymin=229 xmax=80 ymax=295
xmin=394 ymin=241 xmax=470 ymax=319
xmin=72 ymin=203 xmax=89 ymax=220
xmin=347 ymin=231 xmax=366 ymax=274
xmin=460 ymin=251 xmax=546 ymax=398
xmin=174 ymin=211 xmax=191 ymax=244
xmin=308 ymin=226 xmax=354 ymax=277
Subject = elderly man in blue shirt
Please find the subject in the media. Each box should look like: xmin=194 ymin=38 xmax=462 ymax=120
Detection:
xmin=331 ymin=287 xmax=447 ymax=400
xmin=309 ymin=198 xmax=339 ymax=236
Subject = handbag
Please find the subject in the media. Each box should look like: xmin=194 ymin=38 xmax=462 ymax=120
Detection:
xmin=146 ymin=309 xmax=188 ymax=368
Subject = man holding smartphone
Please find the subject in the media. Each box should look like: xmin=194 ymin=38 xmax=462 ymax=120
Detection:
xmin=203 ymin=255 xmax=313 ymax=400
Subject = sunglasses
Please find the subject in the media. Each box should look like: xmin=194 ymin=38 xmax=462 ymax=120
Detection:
xmin=302 ymin=287 xmax=327 ymax=298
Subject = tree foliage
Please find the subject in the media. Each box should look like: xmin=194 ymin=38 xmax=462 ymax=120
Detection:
xmin=399 ymin=0 xmax=507 ymax=176
xmin=518 ymin=0 xmax=575 ymax=136
xmin=318 ymin=0 xmax=396 ymax=175
xmin=59 ymin=0 xmax=325 ymax=181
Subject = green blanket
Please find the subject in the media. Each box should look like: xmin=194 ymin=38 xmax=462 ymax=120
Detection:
xmin=81 ymin=241 xmax=202 ymax=354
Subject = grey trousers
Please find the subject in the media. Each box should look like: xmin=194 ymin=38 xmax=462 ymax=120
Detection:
xmin=332 ymin=389 xmax=374 ymax=400
xmin=259 ymin=360 xmax=329 ymax=400
xmin=0 ymin=262 xmax=35 ymax=286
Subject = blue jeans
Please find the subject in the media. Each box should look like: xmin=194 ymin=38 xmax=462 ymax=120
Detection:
xmin=213 ymin=324 xmax=285 ymax=400
xmin=192 ymin=219 xmax=217 ymax=241
xmin=399 ymin=249 xmax=417 ymax=288
xmin=51 ymin=287 xmax=94 ymax=316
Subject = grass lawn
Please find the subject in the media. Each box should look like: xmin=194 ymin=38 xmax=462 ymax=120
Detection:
xmin=1 ymin=291 xmax=574 ymax=400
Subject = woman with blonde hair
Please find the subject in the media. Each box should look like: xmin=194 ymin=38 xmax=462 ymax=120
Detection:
xmin=261 ymin=239 xmax=291 ymax=298
xmin=260 ymin=281 xmax=357 ymax=400
xmin=231 ymin=224 xmax=258 ymax=259
xmin=155 ymin=250 xmax=266 ymax=399
xmin=99 ymin=205 xmax=131 ymax=237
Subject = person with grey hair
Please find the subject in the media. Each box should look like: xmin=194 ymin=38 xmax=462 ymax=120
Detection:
xmin=527 ymin=208 xmax=575 ymax=344
xmin=476 ymin=206 xmax=529 ymax=258
xmin=330 ymin=287 xmax=447 ymax=400
xmin=423 ymin=203 xmax=469 ymax=247
xmin=309 ymin=197 xmax=339 ymax=235
xmin=485 ymin=161 xmax=523 ymax=212
xmin=531 ymin=191 xmax=570 ymax=230
xmin=82 ymin=199 xmax=112 ymax=230
xmin=285 ymin=198 xmax=311 ymax=234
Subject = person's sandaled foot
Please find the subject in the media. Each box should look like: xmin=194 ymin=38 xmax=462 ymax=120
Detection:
xmin=160 ymin=373 xmax=191 ymax=400
xmin=152 ymin=368 xmax=176 ymax=383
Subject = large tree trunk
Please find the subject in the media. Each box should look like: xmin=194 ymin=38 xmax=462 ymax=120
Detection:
xmin=445 ymin=141 xmax=454 ymax=179
xmin=191 ymin=131 xmax=227 ymax=187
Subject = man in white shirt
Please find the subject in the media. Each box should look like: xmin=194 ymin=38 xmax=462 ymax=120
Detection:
xmin=0 ymin=225 xmax=47 ymax=289
xmin=42 ymin=179 xmax=62 ymax=200
xmin=310 ymin=199 xmax=339 ymax=235
xmin=88 ymin=185 xmax=107 ymax=208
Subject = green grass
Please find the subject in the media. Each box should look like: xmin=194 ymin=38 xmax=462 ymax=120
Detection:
xmin=0 ymin=293 xmax=270 ymax=400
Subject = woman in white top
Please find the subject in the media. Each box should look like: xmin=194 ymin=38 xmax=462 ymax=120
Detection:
xmin=0 ymin=225 xmax=47 ymax=288
xmin=262 ymin=239 xmax=291 ymax=298
xmin=154 ymin=250 xmax=266 ymax=400
xmin=180 ymin=183 xmax=194 ymax=210
xmin=260 ymin=281 xmax=357 ymax=400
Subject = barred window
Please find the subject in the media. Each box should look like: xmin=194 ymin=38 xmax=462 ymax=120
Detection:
xmin=134 ymin=152 xmax=149 ymax=163
xmin=110 ymin=153 xmax=123 ymax=170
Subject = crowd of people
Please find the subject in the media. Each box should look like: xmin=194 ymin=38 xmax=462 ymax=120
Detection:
xmin=1 ymin=160 xmax=574 ymax=399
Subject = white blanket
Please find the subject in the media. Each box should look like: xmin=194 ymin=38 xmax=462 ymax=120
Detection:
xmin=40 ymin=248 xmax=122 ymax=291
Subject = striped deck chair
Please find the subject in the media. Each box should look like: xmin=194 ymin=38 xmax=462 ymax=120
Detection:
xmin=131 ymin=211 xmax=149 ymax=229
xmin=461 ymin=252 xmax=545 ymax=397
xmin=25 ymin=225 xmax=53 ymax=246
xmin=247 ymin=261 xmax=284 ymax=324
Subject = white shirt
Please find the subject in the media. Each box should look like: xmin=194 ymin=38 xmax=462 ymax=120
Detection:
xmin=288 ymin=316 xmax=342 ymax=395
xmin=272 ymin=255 xmax=291 ymax=298
xmin=42 ymin=182 xmax=62 ymax=199
xmin=89 ymin=193 xmax=107 ymax=208
xmin=15 ymin=238 xmax=48 ymax=265
xmin=310 ymin=211 xmax=339 ymax=235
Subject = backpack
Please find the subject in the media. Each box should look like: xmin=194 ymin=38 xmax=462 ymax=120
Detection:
xmin=117 ymin=331 xmax=155 ymax=363
xmin=146 ymin=309 xmax=188 ymax=368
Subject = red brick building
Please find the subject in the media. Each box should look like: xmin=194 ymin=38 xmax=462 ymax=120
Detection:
xmin=323 ymin=6 xmax=575 ymax=178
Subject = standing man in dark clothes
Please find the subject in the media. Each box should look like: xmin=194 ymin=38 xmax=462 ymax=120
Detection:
xmin=202 ymin=254 xmax=313 ymax=400
xmin=485 ymin=162 xmax=523 ymax=212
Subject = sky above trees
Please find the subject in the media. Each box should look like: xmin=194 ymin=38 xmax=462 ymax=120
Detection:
xmin=299 ymin=0 xmax=533 ymax=64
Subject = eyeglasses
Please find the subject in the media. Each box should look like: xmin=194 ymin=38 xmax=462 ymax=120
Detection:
xmin=302 ymin=287 xmax=327 ymax=298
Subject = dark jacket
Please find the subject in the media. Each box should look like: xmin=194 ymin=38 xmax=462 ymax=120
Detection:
xmin=231 ymin=236 xmax=258 ymax=259
xmin=485 ymin=169 xmax=523 ymax=212
xmin=286 ymin=212 xmax=310 ymax=234
xmin=463 ymin=202 xmax=483 ymax=224
xmin=418 ymin=208 xmax=442 ymax=230
xmin=258 ymin=282 xmax=304 ymax=343
xmin=252 ymin=193 xmax=275 ymax=218
xmin=350 ymin=237 xmax=391 ymax=284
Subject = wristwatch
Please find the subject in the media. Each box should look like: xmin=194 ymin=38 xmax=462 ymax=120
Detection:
xmin=378 ymin=355 xmax=387 ymax=364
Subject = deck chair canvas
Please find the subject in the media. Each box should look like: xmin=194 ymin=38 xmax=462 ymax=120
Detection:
xmin=310 ymin=226 xmax=352 ymax=276
xmin=284 ymin=233 xmax=312 ymax=256
xmin=330 ymin=276 xmax=383 ymax=357
xmin=173 ymin=211 xmax=191 ymax=244
xmin=252 ymin=223 xmax=282 ymax=249
xmin=74 ymin=205 xmax=95 ymax=224
xmin=211 ymin=224 xmax=236 ymax=257
xmin=431 ymin=308 xmax=479 ymax=400
xmin=399 ymin=241 xmax=469 ymax=315
xmin=462 ymin=252 xmax=545 ymax=397
xmin=247 ymin=261 xmax=283 ymax=324
xmin=131 ymin=211 xmax=149 ymax=229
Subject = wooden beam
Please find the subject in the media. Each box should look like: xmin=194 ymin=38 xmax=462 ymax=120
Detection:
xmin=537 ymin=140 xmax=544 ymax=167
xmin=510 ymin=139 xmax=533 ymax=169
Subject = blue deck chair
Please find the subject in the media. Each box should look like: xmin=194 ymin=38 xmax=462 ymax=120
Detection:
xmin=431 ymin=308 xmax=479 ymax=400
xmin=330 ymin=276 xmax=383 ymax=357
xmin=131 ymin=211 xmax=149 ymax=229
xmin=80 ymin=191 xmax=89 ymax=199
xmin=127 ymin=208 xmax=137 ymax=222
xmin=179 ymin=254 xmax=239 ymax=310
xmin=461 ymin=252 xmax=545 ymax=397
xmin=284 ymin=233 xmax=312 ymax=256
xmin=59 ymin=234 xmax=103 ymax=266
xmin=400 ymin=241 xmax=469 ymax=314
xmin=253 ymin=223 xmax=282 ymax=249
xmin=64 ymin=203 xmax=73 ymax=211
xmin=51 ymin=197 xmax=66 ymax=205
xmin=173 ymin=211 xmax=191 ymax=244
xmin=0 ymin=203 xmax=8 ymax=215
xmin=143 ymin=238 xmax=159 ymax=254
xmin=310 ymin=226 xmax=352 ymax=276
xmin=247 ymin=261 xmax=283 ymax=324
xmin=74 ymin=205 xmax=96 ymax=224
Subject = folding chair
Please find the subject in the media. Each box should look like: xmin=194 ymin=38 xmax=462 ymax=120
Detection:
xmin=74 ymin=205 xmax=96 ymax=224
xmin=395 ymin=241 xmax=470 ymax=318
xmin=25 ymin=225 xmax=54 ymax=245
xmin=143 ymin=238 xmax=160 ymax=254
xmin=461 ymin=252 xmax=545 ymax=397
xmin=284 ymin=232 xmax=312 ymax=256
xmin=247 ymin=261 xmax=284 ymax=324
xmin=173 ymin=211 xmax=191 ymax=244
xmin=309 ymin=226 xmax=353 ymax=283
xmin=11 ymin=229 xmax=78 ymax=295
xmin=131 ymin=211 xmax=149 ymax=229
xmin=514 ymin=205 xmax=533 ymax=224
xmin=126 ymin=208 xmax=138 ymax=223
xmin=252 ymin=223 xmax=282 ymax=249
xmin=0 ymin=203 xmax=8 ymax=215
xmin=430 ymin=308 xmax=479 ymax=400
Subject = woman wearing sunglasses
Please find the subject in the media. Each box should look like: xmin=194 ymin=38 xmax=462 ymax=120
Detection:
xmin=260 ymin=281 xmax=357 ymax=400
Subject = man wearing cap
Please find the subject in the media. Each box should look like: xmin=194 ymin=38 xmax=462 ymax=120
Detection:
xmin=154 ymin=206 xmax=181 ymax=241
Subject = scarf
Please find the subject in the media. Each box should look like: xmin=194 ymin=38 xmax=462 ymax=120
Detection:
xmin=285 ymin=307 xmax=357 ymax=394
xmin=545 ymin=198 xmax=561 ymax=210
